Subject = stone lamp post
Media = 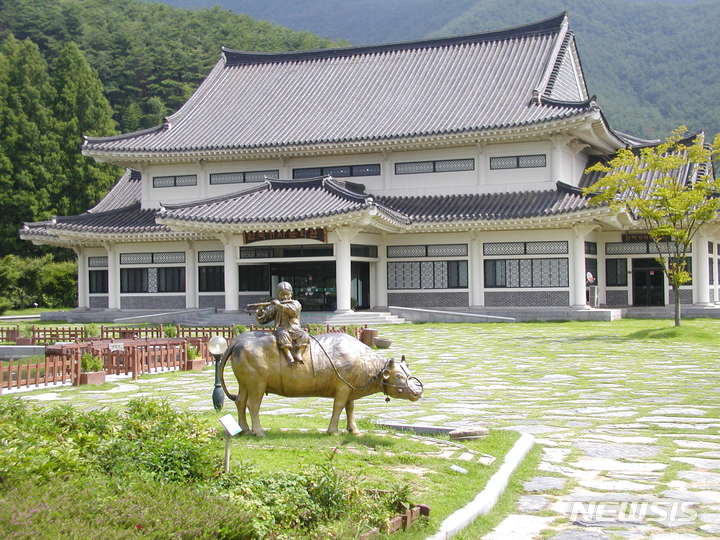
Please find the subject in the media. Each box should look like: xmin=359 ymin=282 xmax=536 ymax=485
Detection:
xmin=208 ymin=335 xmax=228 ymax=411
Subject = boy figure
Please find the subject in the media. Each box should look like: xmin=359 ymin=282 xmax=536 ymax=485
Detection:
xmin=255 ymin=281 xmax=309 ymax=365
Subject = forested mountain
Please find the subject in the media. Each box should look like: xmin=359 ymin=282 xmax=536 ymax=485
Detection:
xmin=0 ymin=0 xmax=340 ymax=257
xmin=0 ymin=0 xmax=339 ymax=133
xmin=160 ymin=0 xmax=720 ymax=139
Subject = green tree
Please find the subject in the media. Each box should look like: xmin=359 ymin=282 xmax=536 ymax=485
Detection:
xmin=584 ymin=128 xmax=720 ymax=326
xmin=0 ymin=35 xmax=59 ymax=256
xmin=49 ymin=41 xmax=118 ymax=216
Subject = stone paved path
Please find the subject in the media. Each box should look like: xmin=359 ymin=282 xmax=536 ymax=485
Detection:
xmin=13 ymin=320 xmax=720 ymax=539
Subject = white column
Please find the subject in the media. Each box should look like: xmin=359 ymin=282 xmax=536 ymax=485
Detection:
xmin=334 ymin=227 xmax=358 ymax=312
xmin=185 ymin=242 xmax=198 ymax=309
xmin=692 ymin=234 xmax=711 ymax=305
xmin=470 ymin=236 xmax=484 ymax=307
xmin=570 ymin=225 xmax=592 ymax=308
xmin=106 ymin=244 xmax=120 ymax=310
xmin=75 ymin=247 xmax=89 ymax=309
xmin=550 ymin=135 xmax=569 ymax=182
xmin=597 ymin=243 xmax=607 ymax=306
xmin=223 ymin=239 xmax=239 ymax=311
xmin=375 ymin=240 xmax=388 ymax=309
xmin=714 ymin=241 xmax=719 ymax=304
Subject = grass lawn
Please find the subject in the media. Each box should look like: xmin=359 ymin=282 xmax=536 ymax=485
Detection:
xmin=0 ymin=306 xmax=72 ymax=316
xmin=4 ymin=317 xmax=720 ymax=538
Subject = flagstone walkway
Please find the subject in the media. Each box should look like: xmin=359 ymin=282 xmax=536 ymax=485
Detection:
xmin=13 ymin=320 xmax=720 ymax=539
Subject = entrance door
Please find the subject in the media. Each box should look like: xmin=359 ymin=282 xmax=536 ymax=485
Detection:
xmin=351 ymin=261 xmax=370 ymax=310
xmin=270 ymin=262 xmax=336 ymax=311
xmin=632 ymin=258 xmax=664 ymax=306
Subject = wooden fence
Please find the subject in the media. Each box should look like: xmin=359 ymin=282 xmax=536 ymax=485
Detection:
xmin=0 ymin=338 xmax=205 ymax=393
xmin=1 ymin=323 xmax=362 ymax=346
xmin=30 ymin=325 xmax=86 ymax=345
xmin=0 ymin=325 xmax=19 ymax=343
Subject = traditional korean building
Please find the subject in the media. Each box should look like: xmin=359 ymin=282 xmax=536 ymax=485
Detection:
xmin=20 ymin=13 xmax=720 ymax=316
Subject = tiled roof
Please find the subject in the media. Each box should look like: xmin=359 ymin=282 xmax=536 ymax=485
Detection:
xmin=88 ymin=169 xmax=142 ymax=212
xmin=160 ymin=178 xmax=407 ymax=225
xmin=84 ymin=13 xmax=594 ymax=155
xmin=378 ymin=182 xmax=591 ymax=223
xmin=23 ymin=203 xmax=167 ymax=236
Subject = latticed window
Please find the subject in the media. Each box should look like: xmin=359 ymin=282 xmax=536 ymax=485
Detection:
xmin=387 ymin=261 xmax=467 ymax=289
xmin=152 ymin=175 xmax=197 ymax=188
xmin=210 ymin=170 xmax=279 ymax=184
xmin=395 ymin=158 xmax=474 ymax=175
xmin=121 ymin=268 xmax=148 ymax=293
xmin=293 ymin=164 xmax=380 ymax=179
xmin=387 ymin=244 xmax=467 ymax=258
xmin=484 ymin=258 xmax=568 ymax=288
xmin=88 ymin=256 xmax=108 ymax=268
xmin=490 ymin=154 xmax=546 ymax=170
xmin=198 ymin=250 xmax=224 ymax=263
xmin=484 ymin=241 xmax=567 ymax=256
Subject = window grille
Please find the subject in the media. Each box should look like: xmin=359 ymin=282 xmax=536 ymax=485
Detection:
xmin=388 ymin=260 xmax=468 ymax=289
xmin=350 ymin=245 xmax=378 ymax=258
xmin=292 ymin=164 xmax=380 ymax=179
xmin=484 ymin=258 xmax=568 ymax=288
xmin=198 ymin=250 xmax=224 ymax=263
xmin=518 ymin=155 xmax=547 ymax=168
xmin=490 ymin=154 xmax=546 ymax=170
xmin=147 ymin=268 xmax=158 ymax=293
xmin=427 ymin=244 xmax=468 ymax=257
xmin=395 ymin=158 xmax=474 ymax=175
xmin=606 ymin=242 xmax=648 ymax=255
xmin=153 ymin=252 xmax=185 ymax=264
xmin=210 ymin=170 xmax=279 ymax=184
xmin=120 ymin=253 xmax=152 ymax=265
xmin=387 ymin=245 xmax=427 ymax=258
xmin=88 ymin=256 xmax=108 ymax=268
xmin=525 ymin=241 xmax=568 ymax=255
xmin=483 ymin=242 xmax=525 ymax=256
xmin=584 ymin=242 xmax=598 ymax=255
xmin=152 ymin=175 xmax=197 ymax=188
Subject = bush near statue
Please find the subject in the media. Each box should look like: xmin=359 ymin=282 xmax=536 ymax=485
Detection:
xmin=221 ymin=282 xmax=423 ymax=436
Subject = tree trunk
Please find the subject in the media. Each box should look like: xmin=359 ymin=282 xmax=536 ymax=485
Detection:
xmin=673 ymin=284 xmax=681 ymax=327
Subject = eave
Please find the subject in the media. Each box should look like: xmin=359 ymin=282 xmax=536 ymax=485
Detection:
xmin=83 ymin=112 xmax=604 ymax=166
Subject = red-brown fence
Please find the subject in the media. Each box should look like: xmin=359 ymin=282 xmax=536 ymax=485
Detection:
xmin=31 ymin=325 xmax=86 ymax=345
xmin=0 ymin=338 xmax=203 ymax=393
xmin=100 ymin=325 xmax=163 ymax=340
xmin=0 ymin=325 xmax=19 ymax=343
xmin=177 ymin=325 xmax=235 ymax=341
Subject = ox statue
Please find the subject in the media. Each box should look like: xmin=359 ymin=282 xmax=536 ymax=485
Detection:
xmin=219 ymin=331 xmax=423 ymax=436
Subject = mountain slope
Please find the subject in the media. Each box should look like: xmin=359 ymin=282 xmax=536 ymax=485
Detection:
xmin=158 ymin=0 xmax=720 ymax=138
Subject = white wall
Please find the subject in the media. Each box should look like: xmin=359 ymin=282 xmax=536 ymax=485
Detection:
xmin=135 ymin=138 xmax=580 ymax=207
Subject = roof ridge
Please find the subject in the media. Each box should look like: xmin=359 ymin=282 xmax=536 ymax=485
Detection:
xmin=378 ymin=187 xmax=563 ymax=202
xmin=532 ymin=13 xmax=569 ymax=103
xmin=223 ymin=12 xmax=568 ymax=66
xmin=59 ymin=202 xmax=144 ymax=222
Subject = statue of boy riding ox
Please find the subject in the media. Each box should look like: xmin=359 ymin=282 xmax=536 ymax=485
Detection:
xmin=219 ymin=282 xmax=423 ymax=436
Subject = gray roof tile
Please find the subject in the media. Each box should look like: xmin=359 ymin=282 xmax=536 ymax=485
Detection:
xmin=84 ymin=14 xmax=593 ymax=155
xmin=88 ymin=169 xmax=142 ymax=212
xmin=378 ymin=183 xmax=590 ymax=222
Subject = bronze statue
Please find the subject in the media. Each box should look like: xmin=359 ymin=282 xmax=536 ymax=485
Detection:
xmin=219 ymin=331 xmax=423 ymax=436
xmin=252 ymin=282 xmax=309 ymax=365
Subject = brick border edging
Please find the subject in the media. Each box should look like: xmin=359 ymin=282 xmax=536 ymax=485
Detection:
xmin=426 ymin=432 xmax=535 ymax=539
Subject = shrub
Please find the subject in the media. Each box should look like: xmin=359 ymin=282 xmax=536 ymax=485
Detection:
xmin=187 ymin=345 xmax=199 ymax=360
xmin=84 ymin=323 xmax=100 ymax=338
xmin=163 ymin=325 xmax=177 ymax=338
xmin=0 ymin=296 xmax=11 ymax=315
xmin=19 ymin=324 xmax=32 ymax=338
xmin=232 ymin=324 xmax=247 ymax=335
xmin=80 ymin=353 xmax=103 ymax=373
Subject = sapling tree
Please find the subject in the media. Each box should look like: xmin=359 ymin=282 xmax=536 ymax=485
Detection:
xmin=584 ymin=127 xmax=720 ymax=326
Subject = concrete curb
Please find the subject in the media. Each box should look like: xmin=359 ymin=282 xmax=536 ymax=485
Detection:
xmin=426 ymin=432 xmax=535 ymax=540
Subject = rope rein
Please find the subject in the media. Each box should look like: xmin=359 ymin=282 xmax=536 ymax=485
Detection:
xmin=309 ymin=334 xmax=388 ymax=393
